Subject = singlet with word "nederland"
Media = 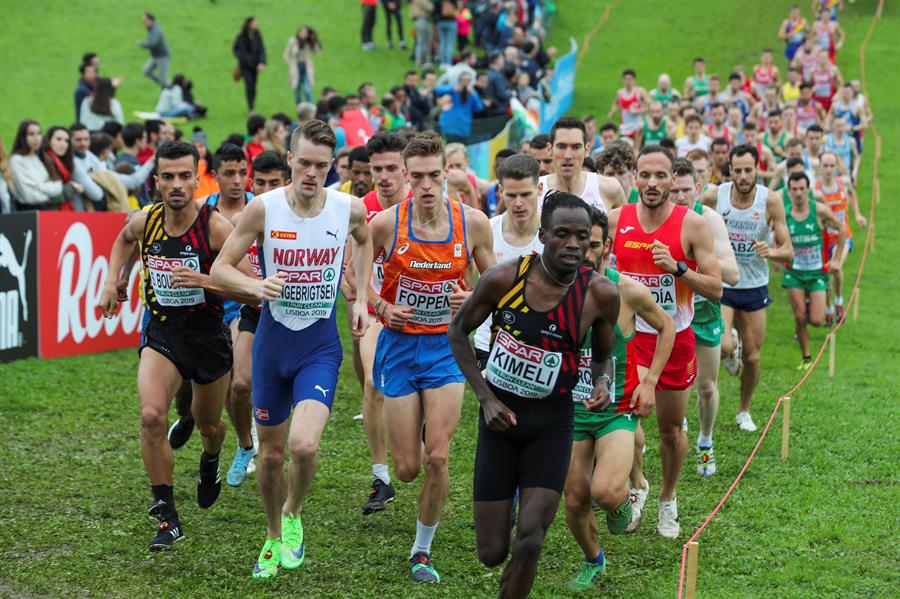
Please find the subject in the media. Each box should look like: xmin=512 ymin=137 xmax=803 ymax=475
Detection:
xmin=486 ymin=254 xmax=592 ymax=401
xmin=380 ymin=198 xmax=469 ymax=335
xmin=259 ymin=187 xmax=350 ymax=331
xmin=613 ymin=203 xmax=697 ymax=333
xmin=142 ymin=202 xmax=223 ymax=329
xmin=364 ymin=189 xmax=413 ymax=315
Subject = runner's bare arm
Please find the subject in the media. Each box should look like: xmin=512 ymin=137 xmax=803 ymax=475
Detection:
xmin=365 ymin=206 xmax=413 ymax=328
xmin=466 ymin=206 xmax=496 ymax=275
xmin=600 ymin=174 xmax=625 ymax=210
xmin=606 ymin=207 xmax=621 ymax=241
xmin=699 ymin=185 xmax=718 ymax=209
xmin=671 ymin=212 xmax=722 ymax=301
xmin=816 ymin=201 xmax=847 ymax=271
xmin=448 ymin=262 xmax=520 ymax=432
xmin=210 ymin=199 xmax=282 ymax=301
xmin=583 ymin=275 xmax=619 ymax=412
xmin=703 ymin=207 xmax=740 ymax=286
xmin=766 ymin=193 xmax=794 ymax=263
xmin=99 ymin=210 xmax=147 ymax=317
xmin=845 ymin=178 xmax=867 ymax=227
xmin=347 ymin=197 xmax=374 ymax=337
xmin=620 ymin=274 xmax=675 ymax=416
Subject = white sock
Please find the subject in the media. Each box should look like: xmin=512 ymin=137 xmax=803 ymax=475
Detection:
xmin=697 ymin=433 xmax=712 ymax=448
xmin=372 ymin=463 xmax=390 ymax=485
xmin=411 ymin=519 xmax=438 ymax=557
xmin=835 ymin=296 xmax=844 ymax=306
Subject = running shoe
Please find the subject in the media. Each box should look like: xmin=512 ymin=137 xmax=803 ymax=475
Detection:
xmin=252 ymin=538 xmax=281 ymax=579
xmin=736 ymin=411 xmax=758 ymax=432
xmin=167 ymin=417 xmax=194 ymax=450
xmin=797 ymin=357 xmax=812 ymax=371
xmin=227 ymin=446 xmax=257 ymax=487
xmin=149 ymin=515 xmax=184 ymax=551
xmin=197 ymin=453 xmax=222 ymax=509
xmin=363 ymin=478 xmax=397 ymax=515
xmin=606 ymin=499 xmax=633 ymax=535
xmin=835 ymin=304 xmax=845 ymax=323
xmin=280 ymin=513 xmax=305 ymax=569
xmin=625 ymin=483 xmax=649 ymax=533
xmin=697 ymin=445 xmax=717 ymax=477
xmin=722 ymin=328 xmax=742 ymax=376
xmin=657 ymin=499 xmax=680 ymax=538
xmin=568 ymin=551 xmax=606 ymax=590
xmin=410 ymin=552 xmax=440 ymax=583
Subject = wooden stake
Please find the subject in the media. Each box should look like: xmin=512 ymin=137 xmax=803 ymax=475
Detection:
xmin=853 ymin=289 xmax=860 ymax=321
xmin=828 ymin=335 xmax=836 ymax=377
xmin=685 ymin=541 xmax=700 ymax=599
xmin=781 ymin=397 xmax=791 ymax=461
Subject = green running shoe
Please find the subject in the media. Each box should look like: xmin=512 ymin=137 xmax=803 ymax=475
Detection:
xmin=252 ymin=538 xmax=281 ymax=579
xmin=410 ymin=552 xmax=440 ymax=583
xmin=568 ymin=551 xmax=606 ymax=590
xmin=280 ymin=513 xmax=305 ymax=569
xmin=606 ymin=499 xmax=632 ymax=535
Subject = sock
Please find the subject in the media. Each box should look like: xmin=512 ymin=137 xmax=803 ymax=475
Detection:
xmin=586 ymin=549 xmax=605 ymax=565
xmin=372 ymin=463 xmax=391 ymax=485
xmin=200 ymin=450 xmax=219 ymax=474
xmin=151 ymin=484 xmax=177 ymax=519
xmin=835 ymin=296 xmax=843 ymax=306
xmin=697 ymin=433 xmax=712 ymax=448
xmin=410 ymin=519 xmax=438 ymax=557
xmin=826 ymin=305 xmax=835 ymax=315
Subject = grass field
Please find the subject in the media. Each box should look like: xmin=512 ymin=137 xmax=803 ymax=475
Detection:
xmin=2 ymin=1 xmax=899 ymax=597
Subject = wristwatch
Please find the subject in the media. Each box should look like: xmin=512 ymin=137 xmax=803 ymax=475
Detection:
xmin=674 ymin=261 xmax=688 ymax=277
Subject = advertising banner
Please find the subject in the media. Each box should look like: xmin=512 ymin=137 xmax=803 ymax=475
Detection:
xmin=539 ymin=38 xmax=578 ymax=134
xmin=0 ymin=213 xmax=39 ymax=363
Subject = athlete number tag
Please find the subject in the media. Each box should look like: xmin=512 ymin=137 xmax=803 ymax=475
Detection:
xmin=572 ymin=348 xmax=616 ymax=405
xmin=395 ymin=275 xmax=453 ymax=326
xmin=486 ymin=330 xmax=562 ymax=399
xmin=274 ymin=267 xmax=337 ymax=319
xmin=147 ymin=255 xmax=204 ymax=307
xmin=792 ymin=245 xmax=823 ymax=271
xmin=622 ymin=271 xmax=676 ymax=317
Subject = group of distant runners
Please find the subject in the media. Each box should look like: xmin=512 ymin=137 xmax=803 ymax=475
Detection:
xmin=95 ymin=3 xmax=867 ymax=594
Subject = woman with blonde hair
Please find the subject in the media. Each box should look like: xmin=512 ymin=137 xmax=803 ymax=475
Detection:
xmin=283 ymin=26 xmax=320 ymax=104
xmin=261 ymin=119 xmax=287 ymax=156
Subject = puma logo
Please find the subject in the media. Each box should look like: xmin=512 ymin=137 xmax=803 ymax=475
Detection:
xmin=314 ymin=385 xmax=330 ymax=397
xmin=619 ymin=226 xmax=635 ymax=234
xmin=325 ymin=229 xmax=338 ymax=240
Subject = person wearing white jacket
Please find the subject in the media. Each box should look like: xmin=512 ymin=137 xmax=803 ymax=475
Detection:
xmin=8 ymin=120 xmax=64 ymax=209
xmin=283 ymin=26 xmax=319 ymax=105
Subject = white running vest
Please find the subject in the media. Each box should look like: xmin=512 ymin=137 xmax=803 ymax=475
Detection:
xmin=260 ymin=187 xmax=351 ymax=330
xmin=538 ymin=172 xmax=607 ymax=214
xmin=474 ymin=214 xmax=544 ymax=351
xmin=716 ymin=183 xmax=770 ymax=289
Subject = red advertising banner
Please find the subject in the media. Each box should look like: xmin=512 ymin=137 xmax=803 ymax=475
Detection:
xmin=38 ymin=212 xmax=144 ymax=359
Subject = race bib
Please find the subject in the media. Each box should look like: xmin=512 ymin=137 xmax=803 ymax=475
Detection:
xmin=792 ymin=245 xmax=823 ymax=271
xmin=371 ymin=253 xmax=385 ymax=294
xmin=247 ymin=244 xmax=263 ymax=278
xmin=826 ymin=208 xmax=846 ymax=234
xmin=272 ymin=266 xmax=338 ymax=320
xmin=572 ymin=349 xmax=616 ymax=405
xmin=147 ymin=255 xmax=204 ymax=307
xmin=395 ymin=275 xmax=453 ymax=326
xmin=486 ymin=330 xmax=562 ymax=399
xmin=622 ymin=271 xmax=676 ymax=317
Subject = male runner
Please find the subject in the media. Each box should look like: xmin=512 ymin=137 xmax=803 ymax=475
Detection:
xmin=668 ymin=159 xmax=739 ymax=478
xmin=597 ymin=142 xmax=638 ymax=205
xmin=642 ymin=101 xmax=668 ymax=148
xmin=608 ymin=144 xmax=723 ymax=537
xmin=817 ymin=150 xmax=865 ymax=323
xmin=524 ymin=134 xmax=554 ymax=177
xmin=563 ymin=207 xmax=674 ymax=589
xmin=701 ymin=145 xmax=793 ymax=432
xmin=540 ymin=117 xmax=626 ymax=212
xmin=342 ymin=132 xmax=412 ymax=514
xmin=607 ymin=69 xmax=650 ymax=140
xmin=783 ymin=172 xmax=845 ymax=368
xmin=367 ymin=133 xmax=494 ymax=583
xmin=211 ymin=120 xmax=373 ymax=578
xmin=99 ymin=141 xmax=256 ymax=550
xmin=448 ymin=193 xmax=620 ymax=598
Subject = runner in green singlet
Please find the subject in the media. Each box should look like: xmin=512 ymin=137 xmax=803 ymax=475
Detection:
xmin=642 ymin=101 xmax=668 ymax=148
xmin=563 ymin=208 xmax=674 ymax=589
xmin=684 ymin=57 xmax=710 ymax=99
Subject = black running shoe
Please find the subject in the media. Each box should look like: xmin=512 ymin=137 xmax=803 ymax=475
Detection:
xmin=410 ymin=552 xmax=440 ymax=583
xmin=149 ymin=516 xmax=184 ymax=551
xmin=363 ymin=479 xmax=396 ymax=515
xmin=197 ymin=454 xmax=221 ymax=509
xmin=167 ymin=417 xmax=194 ymax=450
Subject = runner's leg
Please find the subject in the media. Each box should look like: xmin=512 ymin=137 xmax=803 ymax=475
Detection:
xmin=383 ymin=392 xmax=425 ymax=485
xmin=418 ymin=384 xmax=464 ymax=526
xmin=720 ymin=305 xmax=736 ymax=357
xmin=360 ymin=318 xmax=388 ymax=471
xmin=499 ymin=487 xmax=562 ymax=598
xmin=257 ymin=421 xmax=289 ymax=539
xmin=591 ymin=429 xmax=634 ymax=512
xmin=787 ymin=287 xmax=810 ymax=358
xmin=139 ymin=348 xmax=184 ymax=484
xmin=652 ymin=383 xmax=690 ymax=502
xmin=191 ymin=374 xmax=229 ymax=456
xmin=229 ymin=329 xmax=254 ymax=449
xmin=283 ymin=400 xmax=331 ymax=516
xmin=564 ymin=440 xmax=599 ymax=558
xmin=735 ymin=308 xmax=767 ymax=413
xmin=629 ymin=423 xmax=647 ymax=490
xmin=695 ymin=343 xmax=721 ymax=441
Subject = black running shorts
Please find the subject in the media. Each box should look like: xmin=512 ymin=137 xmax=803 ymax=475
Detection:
xmin=237 ymin=305 xmax=260 ymax=335
xmin=140 ymin=320 xmax=233 ymax=384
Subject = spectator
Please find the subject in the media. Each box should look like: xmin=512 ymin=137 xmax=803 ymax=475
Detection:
xmin=327 ymin=146 xmax=352 ymax=190
xmin=515 ymin=72 xmax=538 ymax=105
xmin=410 ymin=0 xmax=434 ymax=67
xmin=190 ymin=128 xmax=219 ymax=199
xmin=100 ymin=121 xmax=124 ymax=164
xmin=233 ymin=16 xmax=267 ymax=113
xmin=435 ymin=72 xmax=484 ymax=140
xmin=74 ymin=62 xmax=97 ymax=122
xmin=381 ymin=94 xmax=408 ymax=131
xmin=116 ymin=122 xmax=150 ymax=206
xmin=382 ymin=0 xmax=407 ymax=50
xmin=360 ymin=0 xmax=377 ymax=52
xmin=444 ymin=142 xmax=481 ymax=207
xmin=0 ymin=138 xmax=13 ymax=214
xmin=8 ymin=121 xmax=65 ymax=210
xmin=75 ymin=128 xmax=154 ymax=201
xmin=484 ymin=53 xmax=513 ymax=116
xmin=79 ymin=77 xmax=124 ymax=132
xmin=245 ymin=114 xmax=267 ymax=160
xmin=456 ymin=3 xmax=474 ymax=51
xmin=262 ymin=119 xmax=288 ymax=156
xmin=391 ymin=86 xmax=420 ymax=130
xmin=437 ymin=50 xmax=478 ymax=88
xmin=435 ymin=0 xmax=459 ymax=69
xmin=480 ymin=0 xmax=504 ymax=51
xmin=137 ymin=13 xmax=170 ymax=87
xmin=283 ymin=26 xmax=320 ymax=104
xmin=296 ymin=101 xmax=318 ymax=128
xmin=156 ymin=75 xmax=205 ymax=119
xmin=68 ymin=123 xmax=106 ymax=209
xmin=359 ymin=82 xmax=383 ymax=130
xmin=137 ymin=119 xmax=174 ymax=164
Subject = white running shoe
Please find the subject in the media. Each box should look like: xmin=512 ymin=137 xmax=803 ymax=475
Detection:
xmin=625 ymin=483 xmax=649 ymax=533
xmin=736 ymin=412 xmax=757 ymax=432
xmin=682 ymin=417 xmax=688 ymax=433
xmin=723 ymin=328 xmax=742 ymax=376
xmin=657 ymin=499 xmax=680 ymax=538
xmin=353 ymin=413 xmax=364 ymax=421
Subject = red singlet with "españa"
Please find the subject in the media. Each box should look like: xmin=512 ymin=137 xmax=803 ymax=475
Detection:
xmin=613 ymin=203 xmax=696 ymax=333
xmin=380 ymin=198 xmax=469 ymax=334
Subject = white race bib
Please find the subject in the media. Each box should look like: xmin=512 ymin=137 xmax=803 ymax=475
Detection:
xmin=623 ymin=271 xmax=677 ymax=317
xmin=395 ymin=275 xmax=454 ymax=326
xmin=792 ymin=245 xmax=823 ymax=271
xmin=572 ymin=348 xmax=616 ymax=405
xmin=486 ymin=330 xmax=562 ymax=399
xmin=147 ymin=255 xmax=204 ymax=307
xmin=273 ymin=265 xmax=339 ymax=320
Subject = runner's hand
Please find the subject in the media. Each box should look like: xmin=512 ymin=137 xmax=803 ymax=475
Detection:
xmin=482 ymin=396 xmax=517 ymax=432
xmin=449 ymin=283 xmax=469 ymax=312
xmin=350 ymin=301 xmax=369 ymax=339
xmin=383 ymin=303 xmax=413 ymax=330
xmin=340 ymin=276 xmax=356 ymax=301
xmin=257 ymin=272 xmax=287 ymax=301
xmin=855 ymin=213 xmax=867 ymax=228
xmin=584 ymin=379 xmax=611 ymax=412
xmin=651 ymin=239 xmax=678 ymax=273
xmin=632 ymin=381 xmax=656 ymax=417
xmin=99 ymin=282 xmax=121 ymax=318
xmin=171 ymin=265 xmax=204 ymax=289
xmin=751 ymin=238 xmax=770 ymax=258
xmin=115 ymin=277 xmax=130 ymax=302
xmin=826 ymin=258 xmax=841 ymax=273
